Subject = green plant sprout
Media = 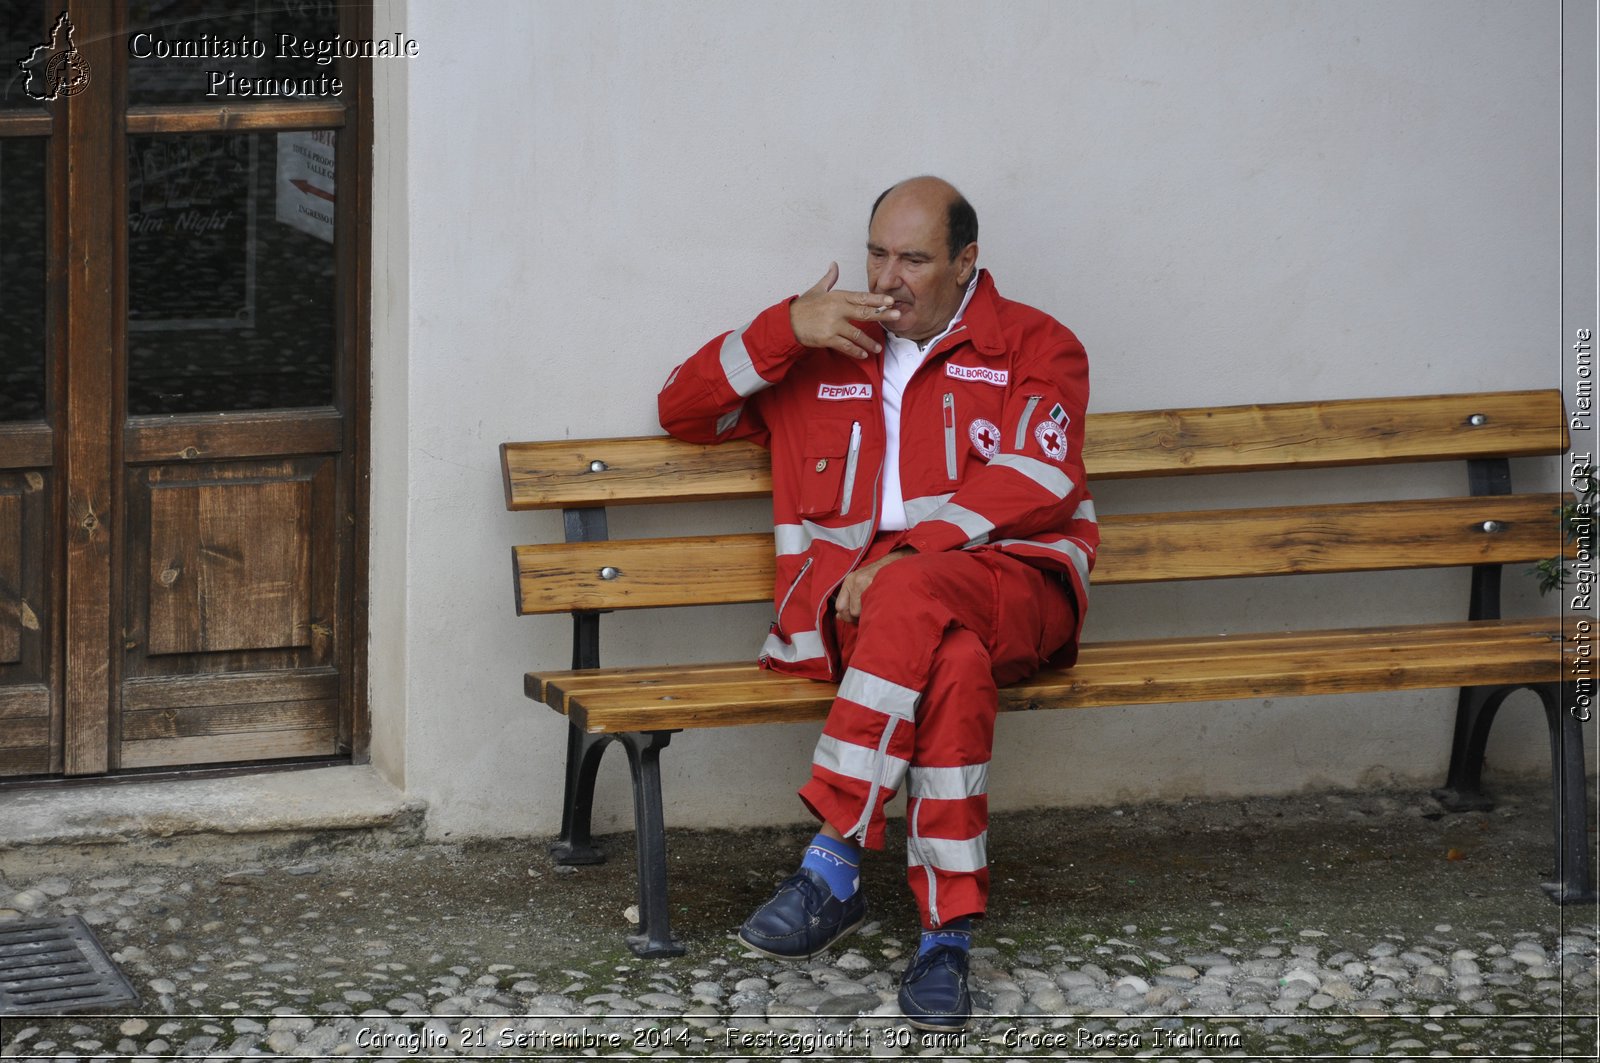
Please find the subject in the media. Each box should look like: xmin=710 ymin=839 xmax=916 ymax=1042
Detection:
xmin=1534 ymin=462 xmax=1596 ymax=595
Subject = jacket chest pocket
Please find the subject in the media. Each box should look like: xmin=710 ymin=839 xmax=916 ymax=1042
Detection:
xmin=799 ymin=420 xmax=861 ymax=517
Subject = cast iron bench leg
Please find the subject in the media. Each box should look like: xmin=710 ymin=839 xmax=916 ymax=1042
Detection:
xmin=1433 ymin=683 xmax=1517 ymax=813
xmin=1434 ymin=681 xmax=1596 ymax=904
xmin=619 ymin=729 xmax=685 ymax=957
xmin=547 ymin=724 xmax=686 ymax=955
xmin=550 ymin=723 xmax=612 ymax=865
xmin=1538 ymin=683 xmax=1597 ymax=904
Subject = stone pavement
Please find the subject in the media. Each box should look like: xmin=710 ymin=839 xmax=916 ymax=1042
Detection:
xmin=0 ymin=775 xmax=1596 ymax=1060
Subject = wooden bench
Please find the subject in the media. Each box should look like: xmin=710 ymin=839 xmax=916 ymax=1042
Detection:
xmin=501 ymin=389 xmax=1594 ymax=957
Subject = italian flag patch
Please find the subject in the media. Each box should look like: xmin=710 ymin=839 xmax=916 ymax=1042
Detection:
xmin=1048 ymin=402 xmax=1070 ymax=427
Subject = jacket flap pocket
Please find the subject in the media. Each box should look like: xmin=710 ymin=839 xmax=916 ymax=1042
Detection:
xmin=803 ymin=420 xmax=852 ymax=458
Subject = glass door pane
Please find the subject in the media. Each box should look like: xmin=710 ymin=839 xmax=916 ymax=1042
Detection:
xmin=0 ymin=136 xmax=46 ymax=421
xmin=2 ymin=0 xmax=53 ymax=110
xmin=127 ymin=130 xmax=336 ymax=414
xmin=127 ymin=0 xmax=342 ymax=106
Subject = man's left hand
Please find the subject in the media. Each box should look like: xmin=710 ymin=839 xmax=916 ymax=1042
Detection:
xmin=835 ymin=548 xmax=914 ymax=624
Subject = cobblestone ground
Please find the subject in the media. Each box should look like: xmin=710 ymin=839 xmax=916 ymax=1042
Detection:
xmin=1 ymin=779 xmax=1596 ymax=1060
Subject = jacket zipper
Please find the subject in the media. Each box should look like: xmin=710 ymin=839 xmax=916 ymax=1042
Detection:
xmin=850 ymin=715 xmax=900 ymax=845
xmin=942 ymin=393 xmax=957 ymax=480
xmin=839 ymin=421 xmax=861 ymax=517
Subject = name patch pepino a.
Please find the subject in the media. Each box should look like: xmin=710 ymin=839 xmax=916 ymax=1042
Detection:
xmin=945 ymin=363 xmax=1008 ymax=386
xmin=817 ymin=383 xmax=873 ymax=400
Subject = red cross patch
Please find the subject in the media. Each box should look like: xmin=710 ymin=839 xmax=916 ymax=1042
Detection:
xmin=969 ymin=418 xmax=1000 ymax=459
xmin=1034 ymin=420 xmax=1068 ymax=462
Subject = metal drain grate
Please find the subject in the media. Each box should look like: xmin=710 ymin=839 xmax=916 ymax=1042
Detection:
xmin=0 ymin=916 xmax=140 ymax=1016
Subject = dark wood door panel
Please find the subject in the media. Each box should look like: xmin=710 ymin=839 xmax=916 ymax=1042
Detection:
xmin=0 ymin=716 xmax=49 ymax=752
xmin=0 ymin=679 xmax=52 ymax=777
xmin=0 ymin=685 xmax=50 ymax=719
xmin=120 ymin=724 xmax=339 ymax=770
xmin=119 ymin=668 xmax=340 ymax=769
xmin=0 ymin=472 xmax=48 ymax=671
xmin=0 ymin=460 xmax=49 ymax=773
xmin=122 ymin=667 xmax=338 ymax=709
xmin=124 ymin=408 xmax=342 ymax=464
xmin=146 ymin=476 xmax=313 ymax=655
xmin=0 ymin=467 xmax=55 ymax=777
xmin=118 ymin=452 xmax=341 ymax=770
xmin=0 ymin=714 xmax=51 ymax=771
xmin=0 ymin=425 xmax=52 ymax=470
xmin=123 ymin=698 xmax=337 ymax=743
xmin=0 ymin=489 xmax=21 ymax=666
xmin=124 ymin=455 xmax=338 ymax=676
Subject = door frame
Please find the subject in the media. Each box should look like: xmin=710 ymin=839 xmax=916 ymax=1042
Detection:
xmin=0 ymin=0 xmax=372 ymax=779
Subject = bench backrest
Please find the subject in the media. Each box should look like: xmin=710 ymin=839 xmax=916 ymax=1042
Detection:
xmin=503 ymin=390 xmax=1568 ymax=616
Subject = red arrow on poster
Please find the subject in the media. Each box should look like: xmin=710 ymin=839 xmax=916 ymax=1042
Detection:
xmin=290 ymin=178 xmax=335 ymax=203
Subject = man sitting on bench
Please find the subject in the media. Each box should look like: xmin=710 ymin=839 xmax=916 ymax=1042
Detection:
xmin=657 ymin=176 xmax=1100 ymax=1031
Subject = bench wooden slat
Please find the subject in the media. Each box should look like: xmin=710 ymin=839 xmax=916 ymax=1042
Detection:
xmin=502 ymin=437 xmax=771 ymax=511
xmin=532 ymin=617 xmax=1566 ymax=714
xmin=1085 ymin=389 xmax=1565 ymax=479
xmin=568 ymin=624 xmax=1568 ymax=733
xmin=540 ymin=618 xmax=1569 ymax=733
xmin=501 ymin=390 xmax=1566 ymax=509
xmin=526 ymin=661 xmax=752 ymax=709
xmin=514 ymin=492 xmax=1563 ymax=613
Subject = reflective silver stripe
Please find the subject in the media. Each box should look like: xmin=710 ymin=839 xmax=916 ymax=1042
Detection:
xmin=903 ymin=492 xmax=955 ymax=527
xmin=993 ymin=536 xmax=1092 ymax=588
xmin=837 ymin=667 xmax=919 ymax=722
xmin=907 ymin=762 xmax=990 ymax=801
xmin=1073 ymin=499 xmax=1097 ymax=523
xmin=921 ymin=502 xmax=992 ymax=546
xmin=988 ymin=452 xmax=1074 ymax=499
xmin=840 ymin=421 xmax=862 ymax=517
xmin=850 ymin=716 xmax=907 ymax=842
xmin=718 ymin=326 xmax=767 ymax=398
xmin=773 ymin=519 xmax=876 ymax=557
xmin=813 ymin=732 xmax=910 ymax=787
xmin=1014 ymin=395 xmax=1042 ymax=449
xmin=911 ymin=797 xmax=937 ymax=924
xmin=715 ymin=405 xmax=743 ymax=436
xmin=906 ymin=831 xmax=989 ymax=874
xmin=759 ymin=628 xmax=827 ymax=664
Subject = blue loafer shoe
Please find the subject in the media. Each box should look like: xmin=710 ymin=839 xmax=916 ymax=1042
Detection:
xmin=737 ymin=867 xmax=867 ymax=960
xmin=898 ymin=943 xmax=972 ymax=1031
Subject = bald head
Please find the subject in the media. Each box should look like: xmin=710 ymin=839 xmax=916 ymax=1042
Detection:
xmin=864 ymin=176 xmax=981 ymax=343
xmin=869 ymin=176 xmax=978 ymax=262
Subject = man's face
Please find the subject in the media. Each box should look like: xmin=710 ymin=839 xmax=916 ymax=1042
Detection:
xmin=866 ymin=192 xmax=976 ymax=345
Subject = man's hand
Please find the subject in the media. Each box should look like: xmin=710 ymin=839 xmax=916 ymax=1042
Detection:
xmin=790 ymin=262 xmax=900 ymax=360
xmin=835 ymin=547 xmax=914 ymax=624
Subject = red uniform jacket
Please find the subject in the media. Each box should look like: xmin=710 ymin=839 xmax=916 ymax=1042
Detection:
xmin=659 ymin=270 xmax=1098 ymax=681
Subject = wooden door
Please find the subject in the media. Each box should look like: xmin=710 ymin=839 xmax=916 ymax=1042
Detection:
xmin=0 ymin=0 xmax=370 ymax=777
xmin=0 ymin=0 xmax=61 ymax=775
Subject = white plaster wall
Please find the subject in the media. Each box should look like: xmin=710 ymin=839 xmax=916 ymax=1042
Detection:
xmin=367 ymin=0 xmax=410 ymax=788
xmin=373 ymin=0 xmax=1589 ymax=839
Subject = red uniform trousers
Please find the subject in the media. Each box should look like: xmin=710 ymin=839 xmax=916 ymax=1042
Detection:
xmin=797 ymin=536 xmax=1078 ymax=929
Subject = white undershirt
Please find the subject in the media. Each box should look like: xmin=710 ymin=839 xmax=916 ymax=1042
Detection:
xmin=877 ymin=272 xmax=980 ymax=532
